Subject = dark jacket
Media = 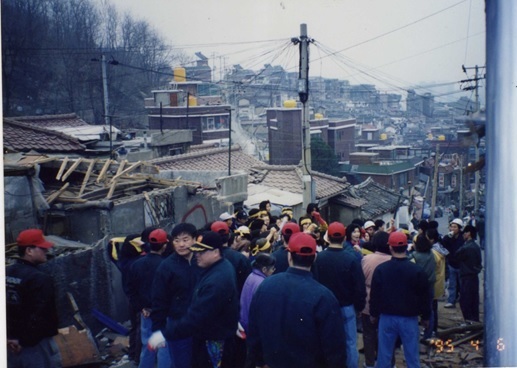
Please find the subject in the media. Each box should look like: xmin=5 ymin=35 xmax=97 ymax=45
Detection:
xmin=151 ymin=253 xmax=201 ymax=331
xmin=271 ymin=247 xmax=289 ymax=274
xmin=127 ymin=253 xmax=165 ymax=312
xmin=314 ymin=246 xmax=367 ymax=311
xmin=248 ymin=267 xmax=346 ymax=368
xmin=370 ymin=257 xmax=431 ymax=320
xmin=455 ymin=239 xmax=482 ymax=277
xmin=6 ymin=259 xmax=59 ymax=347
xmin=164 ymin=258 xmax=239 ymax=341
xmin=221 ymin=247 xmax=252 ymax=294
xmin=442 ymin=233 xmax=464 ymax=268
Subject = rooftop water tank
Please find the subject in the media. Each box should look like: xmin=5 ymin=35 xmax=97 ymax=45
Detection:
xmin=314 ymin=113 xmax=324 ymax=119
xmin=283 ymin=100 xmax=297 ymax=108
xmin=174 ymin=67 xmax=186 ymax=82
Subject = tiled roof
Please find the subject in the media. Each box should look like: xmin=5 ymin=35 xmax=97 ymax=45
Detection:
xmin=151 ymin=145 xmax=349 ymax=200
xmin=9 ymin=113 xmax=90 ymax=129
xmin=3 ymin=119 xmax=86 ymax=153
xmin=337 ymin=177 xmax=404 ymax=219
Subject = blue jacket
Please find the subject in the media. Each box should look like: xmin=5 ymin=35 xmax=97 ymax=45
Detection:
xmin=164 ymin=258 xmax=239 ymax=341
xmin=127 ymin=253 xmax=165 ymax=312
xmin=314 ymin=246 xmax=367 ymax=311
xmin=151 ymin=253 xmax=201 ymax=331
xmin=248 ymin=267 xmax=346 ymax=368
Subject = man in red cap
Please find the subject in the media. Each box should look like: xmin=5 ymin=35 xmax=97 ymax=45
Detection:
xmin=369 ymin=231 xmax=431 ymax=368
xmin=248 ymin=232 xmax=347 ymax=368
xmin=6 ymin=229 xmax=61 ymax=367
xmin=271 ymin=222 xmax=300 ymax=274
xmin=314 ymin=222 xmax=366 ymax=368
xmin=127 ymin=228 xmax=171 ymax=368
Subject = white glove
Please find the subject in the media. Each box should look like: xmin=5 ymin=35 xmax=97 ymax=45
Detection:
xmin=236 ymin=322 xmax=246 ymax=339
xmin=147 ymin=330 xmax=166 ymax=350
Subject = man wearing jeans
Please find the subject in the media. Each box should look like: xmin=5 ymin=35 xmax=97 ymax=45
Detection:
xmin=314 ymin=222 xmax=366 ymax=368
xmin=370 ymin=231 xmax=431 ymax=368
xmin=442 ymin=218 xmax=465 ymax=308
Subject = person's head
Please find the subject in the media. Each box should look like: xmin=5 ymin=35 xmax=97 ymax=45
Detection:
xmin=306 ymin=203 xmax=320 ymax=216
xmin=372 ymin=231 xmax=390 ymax=255
xmin=415 ymin=233 xmax=432 ymax=252
xmin=249 ymin=219 xmax=267 ymax=233
xmin=16 ymin=229 xmax=54 ymax=264
xmin=425 ymin=228 xmax=440 ymax=244
xmin=219 ymin=212 xmax=234 ymax=228
xmin=388 ymin=231 xmax=408 ymax=254
xmin=299 ymin=217 xmax=312 ymax=232
xmin=282 ymin=222 xmax=300 ymax=245
xmin=171 ymin=223 xmax=197 ymax=257
xmin=190 ymin=231 xmax=223 ymax=268
xmin=374 ymin=219 xmax=385 ymax=232
xmin=327 ymin=222 xmax=346 ymax=244
xmin=120 ymin=234 xmax=144 ymax=260
xmin=346 ymin=223 xmax=362 ymax=243
xmin=258 ymin=210 xmax=270 ymax=226
xmin=211 ymin=221 xmax=230 ymax=245
xmin=418 ymin=220 xmax=429 ymax=234
xmin=234 ymin=226 xmax=251 ymax=242
xmin=449 ymin=218 xmax=463 ymax=236
xmin=235 ymin=209 xmax=248 ymax=225
xmin=250 ymin=238 xmax=272 ymax=256
xmin=259 ymin=200 xmax=271 ymax=212
xmin=141 ymin=226 xmax=159 ymax=245
xmin=148 ymin=228 xmax=169 ymax=253
xmin=281 ymin=207 xmax=293 ymax=221
xmin=428 ymin=220 xmax=439 ymax=230
xmin=364 ymin=220 xmax=376 ymax=236
xmin=252 ymin=252 xmax=276 ymax=276
xmin=287 ymin=232 xmax=317 ymax=269
xmin=463 ymin=225 xmax=477 ymax=240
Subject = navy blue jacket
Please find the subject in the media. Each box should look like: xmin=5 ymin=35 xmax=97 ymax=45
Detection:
xmin=164 ymin=258 xmax=239 ymax=341
xmin=248 ymin=267 xmax=346 ymax=368
xmin=370 ymin=257 xmax=431 ymax=320
xmin=151 ymin=253 xmax=201 ymax=331
xmin=442 ymin=233 xmax=464 ymax=268
xmin=221 ymin=247 xmax=252 ymax=294
xmin=127 ymin=253 xmax=165 ymax=312
xmin=314 ymin=246 xmax=367 ymax=311
xmin=455 ymin=239 xmax=482 ymax=277
xmin=271 ymin=247 xmax=289 ymax=274
xmin=6 ymin=259 xmax=59 ymax=347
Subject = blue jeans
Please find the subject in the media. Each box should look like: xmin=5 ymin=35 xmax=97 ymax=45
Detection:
xmin=447 ymin=265 xmax=461 ymax=305
xmin=8 ymin=337 xmax=61 ymax=368
xmin=139 ymin=316 xmax=173 ymax=368
xmin=341 ymin=305 xmax=358 ymax=368
xmin=377 ymin=314 xmax=420 ymax=368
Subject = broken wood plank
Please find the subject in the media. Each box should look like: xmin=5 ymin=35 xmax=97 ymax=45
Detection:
xmin=143 ymin=191 xmax=159 ymax=224
xmin=80 ymin=180 xmax=148 ymax=200
xmin=78 ymin=159 xmax=97 ymax=197
xmin=46 ymin=182 xmax=70 ymax=204
xmin=106 ymin=160 xmax=127 ymax=199
xmin=61 ymin=158 xmax=84 ymax=182
xmin=56 ymin=157 xmax=69 ymax=180
xmin=33 ymin=157 xmax=57 ymax=164
xmin=109 ymin=161 xmax=143 ymax=184
xmin=96 ymin=159 xmax=112 ymax=183
xmin=451 ymin=330 xmax=483 ymax=348
xmin=437 ymin=322 xmax=483 ymax=340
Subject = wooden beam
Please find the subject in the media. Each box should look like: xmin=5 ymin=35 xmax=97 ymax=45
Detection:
xmin=78 ymin=159 xmax=97 ymax=197
xmin=96 ymin=159 xmax=112 ymax=184
xmin=61 ymin=158 xmax=84 ymax=182
xmin=56 ymin=157 xmax=69 ymax=180
xmin=47 ymin=182 xmax=70 ymax=204
xmin=109 ymin=161 xmax=143 ymax=184
xmin=143 ymin=191 xmax=159 ymax=224
xmin=106 ymin=160 xmax=127 ymax=199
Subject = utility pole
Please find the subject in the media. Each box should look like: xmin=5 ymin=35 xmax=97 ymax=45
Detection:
xmin=462 ymin=64 xmax=484 ymax=213
xmin=100 ymin=54 xmax=114 ymax=158
xmin=292 ymin=24 xmax=314 ymax=208
xmin=430 ymin=144 xmax=440 ymax=221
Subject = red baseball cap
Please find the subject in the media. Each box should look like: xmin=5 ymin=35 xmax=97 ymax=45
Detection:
xmin=282 ymin=222 xmax=300 ymax=236
xmin=16 ymin=229 xmax=54 ymax=249
xmin=211 ymin=221 xmax=230 ymax=235
xmin=327 ymin=222 xmax=346 ymax=238
xmin=388 ymin=231 xmax=408 ymax=247
xmin=149 ymin=229 xmax=168 ymax=244
xmin=287 ymin=232 xmax=317 ymax=256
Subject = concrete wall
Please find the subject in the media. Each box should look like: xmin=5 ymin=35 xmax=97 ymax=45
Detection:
xmin=4 ymin=176 xmax=40 ymax=243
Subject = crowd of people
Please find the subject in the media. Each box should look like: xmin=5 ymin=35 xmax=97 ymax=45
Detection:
xmin=6 ymin=201 xmax=483 ymax=368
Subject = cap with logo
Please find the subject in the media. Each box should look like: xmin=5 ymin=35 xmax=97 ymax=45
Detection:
xmin=149 ymin=229 xmax=168 ymax=244
xmin=16 ymin=229 xmax=54 ymax=249
xmin=388 ymin=231 xmax=408 ymax=247
xmin=235 ymin=210 xmax=248 ymax=220
xmin=287 ymin=232 xmax=317 ymax=256
xmin=190 ymin=231 xmax=224 ymax=252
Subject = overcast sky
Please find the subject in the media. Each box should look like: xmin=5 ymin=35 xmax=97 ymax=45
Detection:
xmin=106 ymin=0 xmax=486 ymax=103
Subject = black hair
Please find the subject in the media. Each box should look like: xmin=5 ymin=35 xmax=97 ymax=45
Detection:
xmin=171 ymin=223 xmax=197 ymax=239
xmin=372 ymin=231 xmax=390 ymax=255
xmin=252 ymin=252 xmax=276 ymax=269
xmin=150 ymin=242 xmax=166 ymax=252
xmin=463 ymin=225 xmax=478 ymax=239
xmin=290 ymin=252 xmax=316 ymax=268
xmin=351 ymin=218 xmax=365 ymax=227
xmin=374 ymin=219 xmax=385 ymax=229
xmin=119 ymin=234 xmax=143 ymax=260
xmin=328 ymin=235 xmax=345 ymax=244
xmin=17 ymin=246 xmax=30 ymax=257
xmin=425 ymin=228 xmax=440 ymax=243
xmin=249 ymin=219 xmax=265 ymax=232
xmin=306 ymin=202 xmax=319 ymax=214
xmin=345 ymin=223 xmax=361 ymax=242
xmin=141 ymin=226 xmax=159 ymax=243
xmin=415 ymin=234 xmax=432 ymax=252
xmin=259 ymin=200 xmax=271 ymax=211
xmin=390 ymin=245 xmax=408 ymax=254
xmin=418 ymin=220 xmax=429 ymax=231
xmin=428 ymin=220 xmax=439 ymax=230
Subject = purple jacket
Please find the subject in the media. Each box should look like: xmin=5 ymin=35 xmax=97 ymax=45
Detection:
xmin=239 ymin=268 xmax=267 ymax=331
